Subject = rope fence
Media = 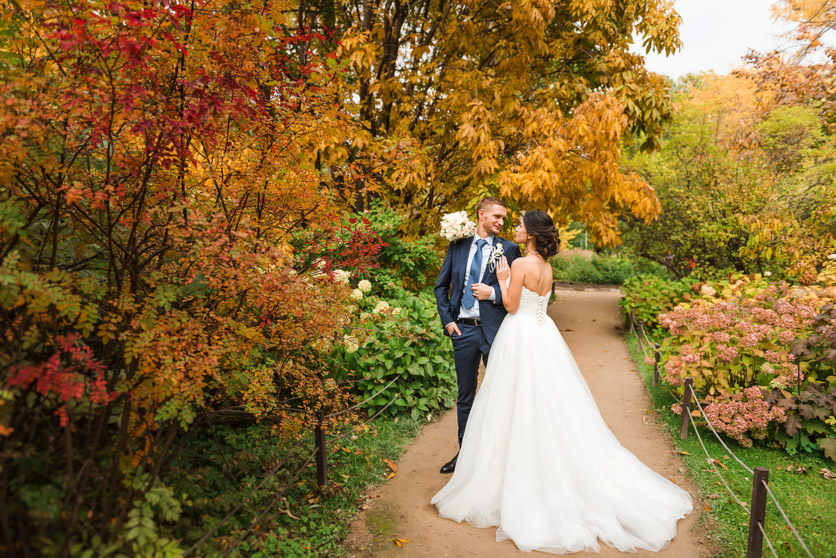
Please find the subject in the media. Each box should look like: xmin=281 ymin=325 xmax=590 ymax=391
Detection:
xmin=628 ymin=312 xmax=816 ymax=558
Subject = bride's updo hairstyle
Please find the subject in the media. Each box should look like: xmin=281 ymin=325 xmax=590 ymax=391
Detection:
xmin=522 ymin=211 xmax=561 ymax=259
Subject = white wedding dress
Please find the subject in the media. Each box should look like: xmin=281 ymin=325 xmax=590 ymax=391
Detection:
xmin=431 ymin=286 xmax=693 ymax=554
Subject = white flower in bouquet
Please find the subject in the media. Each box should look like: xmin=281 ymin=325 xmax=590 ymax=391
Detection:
xmin=358 ymin=279 xmax=372 ymax=293
xmin=440 ymin=211 xmax=476 ymax=242
xmin=351 ymin=288 xmax=364 ymax=300
xmin=333 ymin=269 xmax=351 ymax=285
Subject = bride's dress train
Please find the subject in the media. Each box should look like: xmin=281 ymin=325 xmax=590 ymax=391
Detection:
xmin=431 ymin=287 xmax=692 ymax=554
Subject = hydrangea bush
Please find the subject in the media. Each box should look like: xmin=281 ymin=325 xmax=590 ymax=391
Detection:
xmin=655 ymin=264 xmax=836 ymax=460
xmin=658 ymin=276 xmax=819 ymax=393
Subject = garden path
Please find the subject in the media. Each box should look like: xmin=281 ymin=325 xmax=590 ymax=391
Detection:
xmin=345 ymin=288 xmax=712 ymax=557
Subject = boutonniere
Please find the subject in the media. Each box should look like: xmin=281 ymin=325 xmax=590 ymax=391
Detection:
xmin=487 ymin=243 xmax=504 ymax=272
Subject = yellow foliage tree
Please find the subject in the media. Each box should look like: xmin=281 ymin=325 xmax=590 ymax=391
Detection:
xmin=299 ymin=0 xmax=681 ymax=245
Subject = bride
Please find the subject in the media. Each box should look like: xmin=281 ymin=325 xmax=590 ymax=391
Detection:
xmin=431 ymin=211 xmax=693 ymax=554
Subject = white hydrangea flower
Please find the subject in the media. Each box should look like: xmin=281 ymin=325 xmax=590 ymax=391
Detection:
xmin=828 ymin=253 xmax=836 ymax=261
xmin=392 ymin=307 xmax=402 ymax=316
xmin=373 ymin=300 xmax=390 ymax=314
xmin=760 ymin=362 xmax=774 ymax=375
xmin=358 ymin=279 xmax=372 ymax=293
xmin=764 ymin=271 xmax=772 ymax=277
xmin=700 ymin=285 xmax=716 ymax=297
xmin=343 ymin=335 xmax=359 ymax=354
xmin=333 ymin=269 xmax=351 ymax=285
xmin=351 ymin=289 xmax=363 ymax=300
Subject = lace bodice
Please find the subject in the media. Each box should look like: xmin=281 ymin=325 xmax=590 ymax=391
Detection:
xmin=518 ymin=286 xmax=550 ymax=325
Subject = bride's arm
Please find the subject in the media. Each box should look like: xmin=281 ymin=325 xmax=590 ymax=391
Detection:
xmin=496 ymin=257 xmax=526 ymax=314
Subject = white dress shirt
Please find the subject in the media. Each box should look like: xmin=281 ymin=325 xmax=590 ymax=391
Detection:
xmin=457 ymin=234 xmax=497 ymax=320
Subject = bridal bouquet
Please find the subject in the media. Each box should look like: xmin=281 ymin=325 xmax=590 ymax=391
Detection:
xmin=440 ymin=211 xmax=476 ymax=242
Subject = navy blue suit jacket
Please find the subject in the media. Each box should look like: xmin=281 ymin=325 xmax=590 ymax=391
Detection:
xmin=434 ymin=236 xmax=521 ymax=344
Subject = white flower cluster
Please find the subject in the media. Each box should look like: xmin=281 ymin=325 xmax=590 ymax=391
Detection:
xmin=351 ymin=289 xmax=363 ymax=300
xmin=440 ymin=211 xmax=476 ymax=242
xmin=828 ymin=253 xmax=836 ymax=261
xmin=343 ymin=335 xmax=359 ymax=354
xmin=333 ymin=269 xmax=351 ymax=285
xmin=358 ymin=279 xmax=372 ymax=293
xmin=700 ymin=284 xmax=716 ymax=297
xmin=373 ymin=300 xmax=390 ymax=314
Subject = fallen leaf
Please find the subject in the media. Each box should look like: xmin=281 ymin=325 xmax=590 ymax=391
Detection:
xmin=669 ymin=477 xmax=677 ymax=484
xmin=707 ymin=494 xmax=720 ymax=500
xmin=278 ymin=504 xmax=300 ymax=521
xmin=0 ymin=425 xmax=13 ymax=436
xmin=384 ymin=458 xmax=397 ymax=480
xmin=820 ymin=468 xmax=835 ymax=480
xmin=393 ymin=538 xmax=411 ymax=547
xmin=680 ymin=451 xmax=691 ymax=455
xmin=703 ymin=503 xmax=711 ymax=512
xmin=712 ymin=458 xmax=728 ymax=470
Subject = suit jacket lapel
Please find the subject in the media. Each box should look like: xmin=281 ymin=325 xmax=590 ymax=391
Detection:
xmin=454 ymin=239 xmax=469 ymax=290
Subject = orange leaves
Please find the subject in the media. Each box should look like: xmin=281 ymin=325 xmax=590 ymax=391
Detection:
xmin=495 ymin=92 xmax=660 ymax=246
xmin=384 ymin=458 xmax=397 ymax=480
xmin=393 ymin=537 xmax=411 ymax=547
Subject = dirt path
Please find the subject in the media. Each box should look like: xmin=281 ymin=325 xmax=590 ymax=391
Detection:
xmin=346 ymin=289 xmax=712 ymax=557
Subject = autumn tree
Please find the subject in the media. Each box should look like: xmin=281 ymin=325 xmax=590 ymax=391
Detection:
xmin=292 ymin=0 xmax=682 ymax=245
xmin=621 ymin=71 xmax=835 ymax=279
xmin=0 ymin=0 xmax=386 ymax=553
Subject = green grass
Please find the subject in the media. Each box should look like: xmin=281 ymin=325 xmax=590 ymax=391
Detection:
xmin=551 ymin=253 xmax=668 ymax=285
xmin=164 ymin=414 xmax=426 ymax=557
xmin=625 ymin=333 xmax=836 ymax=558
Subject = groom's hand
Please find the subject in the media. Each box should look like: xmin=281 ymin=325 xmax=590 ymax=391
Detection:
xmin=471 ymin=283 xmax=492 ymax=301
xmin=446 ymin=322 xmax=462 ymax=337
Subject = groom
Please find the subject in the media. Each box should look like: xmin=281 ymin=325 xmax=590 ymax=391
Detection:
xmin=434 ymin=197 xmax=520 ymax=474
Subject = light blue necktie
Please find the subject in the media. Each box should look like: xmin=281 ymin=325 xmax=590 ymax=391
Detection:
xmin=462 ymin=239 xmax=487 ymax=309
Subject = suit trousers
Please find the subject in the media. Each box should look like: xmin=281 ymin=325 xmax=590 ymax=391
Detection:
xmin=450 ymin=322 xmax=492 ymax=446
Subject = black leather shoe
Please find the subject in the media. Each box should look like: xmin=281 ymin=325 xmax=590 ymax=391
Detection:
xmin=440 ymin=453 xmax=458 ymax=474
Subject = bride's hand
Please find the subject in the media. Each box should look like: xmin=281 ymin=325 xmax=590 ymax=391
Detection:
xmin=496 ymin=256 xmax=510 ymax=282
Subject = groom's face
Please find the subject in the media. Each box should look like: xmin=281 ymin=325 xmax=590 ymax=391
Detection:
xmin=479 ymin=203 xmax=507 ymax=235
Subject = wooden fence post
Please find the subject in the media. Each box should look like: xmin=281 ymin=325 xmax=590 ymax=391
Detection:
xmin=746 ymin=467 xmax=770 ymax=558
xmin=679 ymin=377 xmax=693 ymax=440
xmin=652 ymin=350 xmax=661 ymax=387
xmin=315 ymin=409 xmax=327 ymax=490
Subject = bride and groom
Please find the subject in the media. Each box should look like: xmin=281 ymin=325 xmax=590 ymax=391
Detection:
xmin=432 ymin=197 xmax=693 ymax=554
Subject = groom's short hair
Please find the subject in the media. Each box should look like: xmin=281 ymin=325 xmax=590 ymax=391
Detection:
xmin=476 ymin=196 xmax=506 ymax=219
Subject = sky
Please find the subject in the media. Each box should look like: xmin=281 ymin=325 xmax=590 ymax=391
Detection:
xmin=635 ymin=0 xmax=795 ymax=79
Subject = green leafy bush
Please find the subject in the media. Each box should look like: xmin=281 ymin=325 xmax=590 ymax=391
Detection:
xmin=333 ymin=290 xmax=455 ymax=419
xmin=619 ymin=274 xmax=696 ymax=329
xmin=356 ymin=202 xmax=443 ymax=296
xmin=551 ymin=253 xmax=667 ymax=285
xmin=765 ymin=383 xmax=836 ymax=461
